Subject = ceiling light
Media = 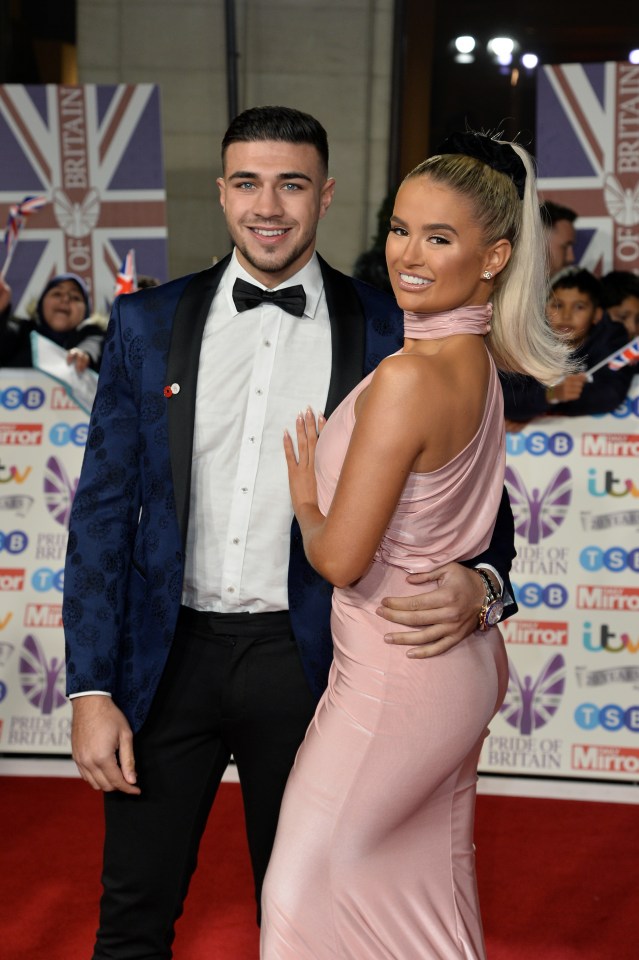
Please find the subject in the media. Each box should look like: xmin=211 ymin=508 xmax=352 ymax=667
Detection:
xmin=487 ymin=37 xmax=515 ymax=59
xmin=455 ymin=36 xmax=476 ymax=54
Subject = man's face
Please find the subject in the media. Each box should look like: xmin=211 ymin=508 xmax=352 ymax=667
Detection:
xmin=546 ymin=285 xmax=602 ymax=346
xmin=547 ymin=219 xmax=576 ymax=275
xmin=217 ymin=140 xmax=335 ymax=287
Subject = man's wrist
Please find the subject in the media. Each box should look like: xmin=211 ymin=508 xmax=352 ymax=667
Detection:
xmin=474 ymin=564 xmax=503 ymax=597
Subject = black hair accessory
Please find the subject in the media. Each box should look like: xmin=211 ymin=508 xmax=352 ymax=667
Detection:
xmin=435 ymin=131 xmax=527 ymax=200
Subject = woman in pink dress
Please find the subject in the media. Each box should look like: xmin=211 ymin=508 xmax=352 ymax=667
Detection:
xmin=260 ymin=133 xmax=571 ymax=959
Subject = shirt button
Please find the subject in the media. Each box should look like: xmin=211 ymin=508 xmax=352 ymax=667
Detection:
xmin=227 ymin=586 xmax=235 ymax=593
xmin=264 ymin=339 xmax=271 ymax=347
xmin=232 ymin=537 xmax=240 ymax=545
xmin=241 ymin=486 xmax=248 ymax=493
xmin=249 ymin=436 xmax=255 ymax=443
xmin=256 ymin=388 xmax=263 ymax=396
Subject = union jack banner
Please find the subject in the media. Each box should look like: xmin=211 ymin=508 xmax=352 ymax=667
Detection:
xmin=114 ymin=248 xmax=137 ymax=297
xmin=537 ymin=62 xmax=639 ymax=275
xmin=0 ymin=84 xmax=167 ymax=315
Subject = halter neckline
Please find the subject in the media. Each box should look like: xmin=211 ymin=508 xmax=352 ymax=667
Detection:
xmin=403 ymin=303 xmax=492 ymax=340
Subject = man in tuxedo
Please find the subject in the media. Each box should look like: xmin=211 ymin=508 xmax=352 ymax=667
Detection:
xmin=64 ymin=106 xmax=516 ymax=959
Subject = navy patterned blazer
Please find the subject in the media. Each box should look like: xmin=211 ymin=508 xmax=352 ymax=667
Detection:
xmin=63 ymin=254 xmax=516 ymax=732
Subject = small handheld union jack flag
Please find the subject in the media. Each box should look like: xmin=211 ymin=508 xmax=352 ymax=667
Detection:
xmin=113 ymin=248 xmax=138 ymax=298
xmin=1 ymin=194 xmax=48 ymax=280
xmin=586 ymin=335 xmax=639 ymax=377
xmin=607 ymin=336 xmax=639 ymax=371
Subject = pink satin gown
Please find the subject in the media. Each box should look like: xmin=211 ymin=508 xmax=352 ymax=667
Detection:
xmin=261 ymin=306 xmax=509 ymax=959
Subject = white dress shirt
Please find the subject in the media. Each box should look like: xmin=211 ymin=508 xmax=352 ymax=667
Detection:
xmin=181 ymin=250 xmax=332 ymax=612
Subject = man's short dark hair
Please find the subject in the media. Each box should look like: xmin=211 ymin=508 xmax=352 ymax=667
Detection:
xmin=600 ymin=270 xmax=639 ymax=308
xmin=221 ymin=106 xmax=329 ymax=173
xmin=550 ymin=266 xmax=602 ymax=307
xmin=539 ymin=200 xmax=577 ymax=229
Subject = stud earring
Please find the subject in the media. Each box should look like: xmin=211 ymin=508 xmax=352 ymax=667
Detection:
xmin=482 ymin=270 xmax=493 ymax=280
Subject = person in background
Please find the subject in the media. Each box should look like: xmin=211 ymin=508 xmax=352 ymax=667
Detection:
xmin=352 ymin=193 xmax=395 ymax=295
xmin=136 ymin=274 xmax=160 ymax=290
xmin=539 ymin=199 xmax=577 ymax=276
xmin=0 ymin=272 xmax=105 ymax=371
xmin=501 ymin=267 xmax=634 ymax=427
xmin=600 ymin=269 xmax=639 ymax=339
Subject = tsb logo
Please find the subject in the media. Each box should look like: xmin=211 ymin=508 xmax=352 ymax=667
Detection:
xmin=506 ymin=431 xmax=573 ymax=457
xmin=49 ymin=423 xmax=89 ymax=446
xmin=0 ymin=387 xmax=45 ymax=410
xmin=575 ymin=703 xmax=639 ymax=732
xmin=31 ymin=568 xmax=65 ymax=592
xmin=597 ymin=395 xmax=639 ymax=419
xmin=579 ymin=546 xmax=639 ymax=573
xmin=512 ymin=582 xmax=569 ymax=608
xmin=0 ymin=531 xmax=28 ymax=554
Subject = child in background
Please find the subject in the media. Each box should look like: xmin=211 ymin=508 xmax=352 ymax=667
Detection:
xmin=600 ymin=270 xmax=639 ymax=340
xmin=0 ymin=273 xmax=106 ymax=371
xmin=501 ymin=267 xmax=635 ymax=428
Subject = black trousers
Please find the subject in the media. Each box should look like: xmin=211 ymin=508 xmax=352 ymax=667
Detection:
xmin=93 ymin=606 xmax=317 ymax=960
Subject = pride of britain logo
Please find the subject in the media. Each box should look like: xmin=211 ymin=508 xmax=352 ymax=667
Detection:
xmin=19 ymin=634 xmax=66 ymax=714
xmin=500 ymin=653 xmax=566 ymax=734
xmin=505 ymin=465 xmax=572 ymax=544
xmin=43 ymin=456 xmax=79 ymax=528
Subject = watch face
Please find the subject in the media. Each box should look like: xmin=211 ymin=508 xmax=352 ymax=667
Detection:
xmin=486 ymin=599 xmax=505 ymax=626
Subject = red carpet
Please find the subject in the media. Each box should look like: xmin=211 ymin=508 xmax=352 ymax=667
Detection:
xmin=1 ymin=777 xmax=637 ymax=959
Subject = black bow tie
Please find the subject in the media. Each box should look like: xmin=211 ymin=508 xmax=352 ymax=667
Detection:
xmin=232 ymin=278 xmax=306 ymax=318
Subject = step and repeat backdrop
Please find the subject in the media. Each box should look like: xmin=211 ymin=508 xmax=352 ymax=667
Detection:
xmin=0 ymin=72 xmax=637 ymax=782
xmin=1 ymin=368 xmax=638 ymax=778
xmin=0 ymin=370 xmax=86 ymax=752
xmin=479 ymin=378 xmax=639 ymax=781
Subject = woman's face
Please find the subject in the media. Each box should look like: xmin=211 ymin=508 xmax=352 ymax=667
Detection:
xmin=386 ymin=176 xmax=506 ymax=314
xmin=41 ymin=280 xmax=86 ymax=332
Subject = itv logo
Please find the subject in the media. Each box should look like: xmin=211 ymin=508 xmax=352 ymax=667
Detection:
xmin=582 ymin=622 xmax=639 ymax=653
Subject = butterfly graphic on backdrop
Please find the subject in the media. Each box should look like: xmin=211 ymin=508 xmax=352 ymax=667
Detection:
xmin=43 ymin=456 xmax=79 ymax=528
xmin=52 ymin=187 xmax=101 ymax=238
xmin=505 ymin=465 xmax=572 ymax=545
xmin=19 ymin=634 xmax=66 ymax=715
xmin=603 ymin=173 xmax=639 ymax=227
xmin=500 ymin=654 xmax=566 ymax=735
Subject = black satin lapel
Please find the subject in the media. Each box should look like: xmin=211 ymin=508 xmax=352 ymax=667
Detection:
xmin=319 ymin=255 xmax=366 ymax=417
xmin=167 ymin=255 xmax=231 ymax=547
